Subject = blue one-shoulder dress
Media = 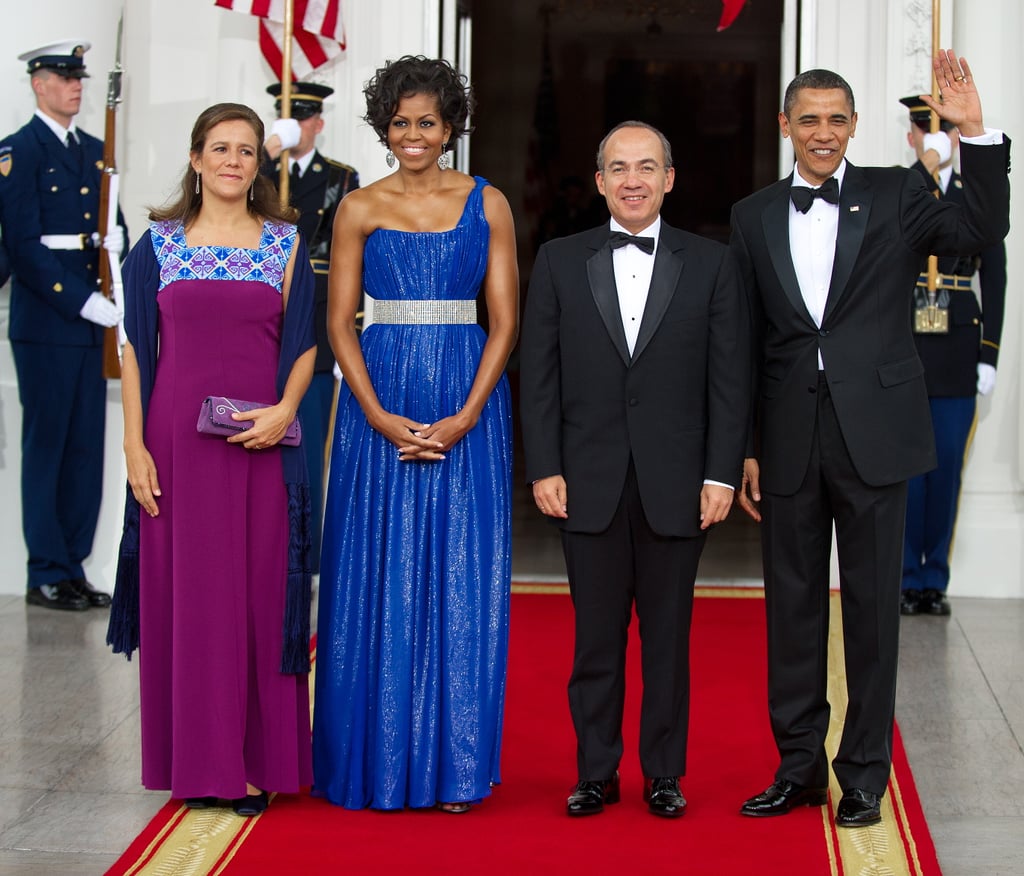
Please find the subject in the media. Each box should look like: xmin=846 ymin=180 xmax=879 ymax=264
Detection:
xmin=313 ymin=177 xmax=512 ymax=809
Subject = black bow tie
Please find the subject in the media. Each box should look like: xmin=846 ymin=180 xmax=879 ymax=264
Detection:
xmin=608 ymin=230 xmax=655 ymax=254
xmin=790 ymin=176 xmax=840 ymax=213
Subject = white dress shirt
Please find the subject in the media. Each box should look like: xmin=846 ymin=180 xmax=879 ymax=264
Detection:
xmin=789 ymin=161 xmax=846 ymax=370
xmin=290 ymin=148 xmax=316 ymax=178
xmin=35 ymin=109 xmax=78 ymax=146
xmin=607 ymin=217 xmax=733 ymax=492
xmin=609 ymin=216 xmax=660 ymax=356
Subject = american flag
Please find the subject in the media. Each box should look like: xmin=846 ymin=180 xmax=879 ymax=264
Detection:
xmin=215 ymin=0 xmax=346 ymax=79
xmin=717 ymin=0 xmax=748 ymax=31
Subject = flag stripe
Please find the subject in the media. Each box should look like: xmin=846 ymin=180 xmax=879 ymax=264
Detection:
xmin=718 ymin=0 xmax=747 ymax=31
xmin=317 ymin=0 xmax=341 ymax=39
xmin=217 ymin=0 xmax=345 ymax=78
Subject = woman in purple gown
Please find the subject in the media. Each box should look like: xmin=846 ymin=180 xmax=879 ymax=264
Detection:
xmin=313 ymin=57 xmax=518 ymax=812
xmin=112 ymin=104 xmax=316 ymax=816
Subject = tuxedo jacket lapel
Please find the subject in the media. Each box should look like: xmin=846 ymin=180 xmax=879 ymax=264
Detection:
xmin=586 ymin=241 xmax=632 ymax=367
xmin=763 ymin=181 xmax=816 ymax=327
xmin=824 ymin=163 xmax=872 ymax=322
xmin=632 ymin=231 xmax=682 ymax=362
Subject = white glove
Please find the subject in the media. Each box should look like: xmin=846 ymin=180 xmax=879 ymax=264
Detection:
xmin=922 ymin=131 xmax=952 ymax=165
xmin=977 ymin=362 xmax=997 ymax=396
xmin=270 ymin=118 xmax=301 ymax=151
xmin=332 ymin=360 xmax=343 ymax=381
xmin=103 ymin=227 xmax=125 ymax=258
xmin=80 ymin=291 xmax=122 ymax=327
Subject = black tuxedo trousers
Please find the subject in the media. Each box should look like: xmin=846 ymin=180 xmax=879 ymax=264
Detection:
xmin=562 ymin=462 xmax=706 ymax=780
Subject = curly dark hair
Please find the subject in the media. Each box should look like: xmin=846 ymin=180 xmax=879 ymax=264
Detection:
xmin=363 ymin=55 xmax=475 ymax=147
xmin=149 ymin=102 xmax=297 ymax=226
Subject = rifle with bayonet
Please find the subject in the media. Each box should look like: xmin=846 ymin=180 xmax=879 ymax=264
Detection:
xmin=98 ymin=15 xmax=124 ymax=378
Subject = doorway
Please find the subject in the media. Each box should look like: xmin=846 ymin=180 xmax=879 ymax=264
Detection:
xmin=469 ymin=0 xmax=784 ymax=581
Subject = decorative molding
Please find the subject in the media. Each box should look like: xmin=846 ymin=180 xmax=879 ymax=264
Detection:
xmin=904 ymin=0 xmax=933 ymax=93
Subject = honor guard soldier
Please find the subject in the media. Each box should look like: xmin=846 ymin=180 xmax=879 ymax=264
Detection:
xmin=0 ymin=40 xmax=128 ymax=610
xmin=898 ymin=95 xmax=1007 ymax=617
xmin=262 ymin=81 xmax=359 ymax=571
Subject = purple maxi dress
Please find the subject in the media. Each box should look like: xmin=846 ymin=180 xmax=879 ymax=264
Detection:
xmin=133 ymin=220 xmax=312 ymax=798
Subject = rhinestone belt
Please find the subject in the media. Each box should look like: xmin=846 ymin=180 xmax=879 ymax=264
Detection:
xmin=371 ymin=299 xmax=477 ymax=324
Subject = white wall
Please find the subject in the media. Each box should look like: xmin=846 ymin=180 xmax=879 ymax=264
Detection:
xmin=0 ymin=0 xmax=444 ymax=595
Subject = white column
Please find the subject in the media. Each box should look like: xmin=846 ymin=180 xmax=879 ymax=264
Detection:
xmin=946 ymin=0 xmax=1024 ymax=597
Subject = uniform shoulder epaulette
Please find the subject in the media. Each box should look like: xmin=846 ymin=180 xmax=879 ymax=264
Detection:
xmin=322 ymin=156 xmax=357 ymax=174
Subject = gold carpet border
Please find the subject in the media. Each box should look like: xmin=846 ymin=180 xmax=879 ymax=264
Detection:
xmin=120 ymin=800 xmax=270 ymax=876
xmin=120 ymin=807 xmax=188 ymax=876
xmin=825 ymin=591 xmax=923 ymax=876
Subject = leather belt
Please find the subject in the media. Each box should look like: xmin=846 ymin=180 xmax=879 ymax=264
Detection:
xmin=40 ymin=233 xmax=99 ymax=250
xmin=915 ymin=272 xmax=973 ymax=291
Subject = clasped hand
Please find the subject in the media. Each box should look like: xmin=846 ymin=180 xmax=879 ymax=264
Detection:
xmin=228 ymin=403 xmax=295 ymax=451
xmin=374 ymin=410 xmax=474 ymax=461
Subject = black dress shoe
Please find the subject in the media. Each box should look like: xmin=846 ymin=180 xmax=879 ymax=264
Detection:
xmin=68 ymin=578 xmax=112 ymax=608
xmin=900 ymin=589 xmax=923 ymax=615
xmin=566 ymin=771 xmax=620 ymax=817
xmin=920 ymin=588 xmax=951 ymax=616
xmin=232 ymin=791 xmax=269 ymax=816
xmin=25 ymin=581 xmax=89 ymax=612
xmin=740 ymin=780 xmax=828 ymax=817
xmin=644 ymin=776 xmax=686 ymax=818
xmin=835 ymin=788 xmax=881 ymax=827
xmin=185 ymin=796 xmax=219 ymax=809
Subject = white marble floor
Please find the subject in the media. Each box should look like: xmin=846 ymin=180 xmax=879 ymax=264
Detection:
xmin=0 ymin=508 xmax=1021 ymax=874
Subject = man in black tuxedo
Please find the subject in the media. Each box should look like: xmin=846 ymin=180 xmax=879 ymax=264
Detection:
xmin=520 ymin=121 xmax=748 ymax=818
xmin=731 ymin=51 xmax=1009 ymax=828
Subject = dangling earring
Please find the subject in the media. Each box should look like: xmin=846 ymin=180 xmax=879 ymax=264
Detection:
xmin=385 ymin=150 xmax=396 ymax=169
xmin=195 ymin=173 xmax=201 ymax=195
xmin=437 ymin=142 xmax=450 ymax=171
xmin=250 ymin=181 xmax=255 ymax=201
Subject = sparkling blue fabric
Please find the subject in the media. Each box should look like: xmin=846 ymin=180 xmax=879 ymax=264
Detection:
xmin=313 ymin=177 xmax=512 ymax=810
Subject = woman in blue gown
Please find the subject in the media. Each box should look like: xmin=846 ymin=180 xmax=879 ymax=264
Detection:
xmin=313 ymin=56 xmax=518 ymax=812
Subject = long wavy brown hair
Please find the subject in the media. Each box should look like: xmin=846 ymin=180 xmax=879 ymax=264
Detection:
xmin=149 ymin=102 xmax=298 ymax=226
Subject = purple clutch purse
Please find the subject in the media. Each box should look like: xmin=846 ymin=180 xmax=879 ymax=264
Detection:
xmin=196 ymin=396 xmax=302 ymax=446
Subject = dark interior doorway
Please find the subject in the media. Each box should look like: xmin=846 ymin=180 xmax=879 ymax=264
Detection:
xmin=469 ymin=0 xmax=785 ymax=255
xmin=468 ymin=0 xmax=784 ymax=580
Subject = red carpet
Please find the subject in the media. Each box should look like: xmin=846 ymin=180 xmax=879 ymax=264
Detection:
xmin=107 ymin=589 xmax=941 ymax=875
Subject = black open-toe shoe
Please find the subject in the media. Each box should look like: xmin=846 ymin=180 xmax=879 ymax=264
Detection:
xmin=232 ymin=791 xmax=269 ymax=816
xmin=185 ymin=796 xmax=219 ymax=809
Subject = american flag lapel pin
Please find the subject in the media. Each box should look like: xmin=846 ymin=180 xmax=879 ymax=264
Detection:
xmin=850 ymin=205 xmax=860 ymax=212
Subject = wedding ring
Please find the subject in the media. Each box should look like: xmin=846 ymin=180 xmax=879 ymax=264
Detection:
xmin=954 ymin=75 xmax=965 ymax=82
